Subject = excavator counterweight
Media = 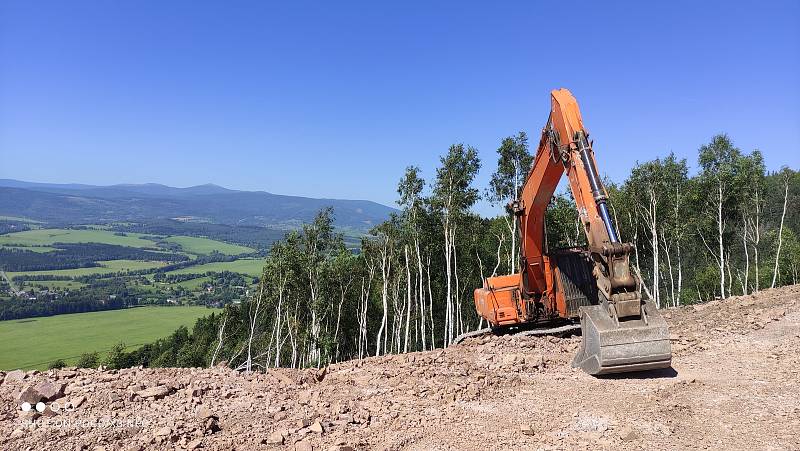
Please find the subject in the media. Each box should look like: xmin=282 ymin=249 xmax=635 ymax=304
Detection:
xmin=473 ymin=88 xmax=672 ymax=375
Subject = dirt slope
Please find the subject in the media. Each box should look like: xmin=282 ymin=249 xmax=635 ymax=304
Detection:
xmin=2 ymin=285 xmax=799 ymax=450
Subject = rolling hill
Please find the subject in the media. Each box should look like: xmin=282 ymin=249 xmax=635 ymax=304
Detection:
xmin=0 ymin=179 xmax=395 ymax=231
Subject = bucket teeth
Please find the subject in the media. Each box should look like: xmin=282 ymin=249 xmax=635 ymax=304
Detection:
xmin=572 ymin=300 xmax=672 ymax=375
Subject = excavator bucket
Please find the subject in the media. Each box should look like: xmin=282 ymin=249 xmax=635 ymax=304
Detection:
xmin=572 ymin=300 xmax=672 ymax=375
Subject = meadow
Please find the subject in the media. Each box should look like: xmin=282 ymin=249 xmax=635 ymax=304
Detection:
xmin=163 ymin=235 xmax=254 ymax=256
xmin=7 ymin=259 xmax=166 ymax=279
xmin=0 ymin=228 xmax=157 ymax=248
xmin=165 ymin=258 xmax=265 ymax=277
xmin=0 ymin=306 xmax=219 ymax=370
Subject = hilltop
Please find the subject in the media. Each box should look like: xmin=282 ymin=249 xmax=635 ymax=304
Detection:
xmin=1 ymin=284 xmax=798 ymax=450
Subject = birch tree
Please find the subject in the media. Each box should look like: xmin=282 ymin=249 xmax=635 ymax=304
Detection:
xmin=488 ymin=132 xmax=533 ymax=273
xmin=696 ymin=135 xmax=743 ymax=299
xmin=431 ymin=144 xmax=480 ymax=346
xmin=771 ymin=168 xmax=791 ymax=288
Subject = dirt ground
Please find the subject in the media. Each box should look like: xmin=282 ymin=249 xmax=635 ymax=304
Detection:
xmin=1 ymin=284 xmax=799 ymax=451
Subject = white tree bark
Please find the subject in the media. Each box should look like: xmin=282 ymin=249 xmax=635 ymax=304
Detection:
xmin=742 ymin=213 xmax=750 ymax=296
xmin=210 ymin=314 xmax=227 ymax=367
xmin=403 ymin=245 xmax=412 ymax=353
xmin=771 ymin=174 xmax=789 ymax=288
xmin=375 ymin=236 xmax=391 ymax=356
xmin=415 ymin=240 xmax=426 ymax=351
xmin=717 ymin=181 xmax=726 ymax=299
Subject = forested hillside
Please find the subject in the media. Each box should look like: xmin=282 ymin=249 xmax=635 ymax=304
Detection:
xmin=83 ymin=133 xmax=799 ymax=371
xmin=0 ymin=181 xmax=395 ymax=232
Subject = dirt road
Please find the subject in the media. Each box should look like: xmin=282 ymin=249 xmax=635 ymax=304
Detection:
xmin=1 ymin=285 xmax=798 ymax=450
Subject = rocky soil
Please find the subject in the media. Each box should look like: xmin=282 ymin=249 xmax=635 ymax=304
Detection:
xmin=2 ymin=284 xmax=799 ymax=450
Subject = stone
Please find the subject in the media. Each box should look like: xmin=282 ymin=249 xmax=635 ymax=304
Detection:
xmin=70 ymin=395 xmax=86 ymax=409
xmin=186 ymin=387 xmax=203 ymax=397
xmin=4 ymin=369 xmax=26 ymax=384
xmin=501 ymin=354 xmax=518 ymax=366
xmin=265 ymin=430 xmax=285 ymax=445
xmin=274 ymin=411 xmax=288 ymax=421
xmin=530 ymin=355 xmax=545 ymax=368
xmin=295 ymin=440 xmax=313 ymax=451
xmin=196 ymin=406 xmax=217 ymax=420
xmin=136 ymin=385 xmax=171 ymax=400
xmin=17 ymin=384 xmax=45 ymax=404
xmin=58 ymin=369 xmax=78 ymax=378
xmin=309 ymin=420 xmax=324 ymax=434
xmin=297 ymin=418 xmax=312 ymax=428
xmin=520 ymin=424 xmax=535 ymax=436
xmin=187 ymin=438 xmax=203 ymax=450
xmin=618 ymin=425 xmax=638 ymax=441
xmin=154 ymin=426 xmax=172 ymax=437
xmin=315 ymin=366 xmax=328 ymax=382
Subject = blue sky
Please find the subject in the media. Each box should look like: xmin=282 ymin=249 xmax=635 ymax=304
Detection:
xmin=1 ymin=1 xmax=798 ymax=215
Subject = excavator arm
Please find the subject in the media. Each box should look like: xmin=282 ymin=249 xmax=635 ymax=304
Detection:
xmin=474 ymin=88 xmax=671 ymax=375
xmin=516 ymin=89 xmax=638 ymax=317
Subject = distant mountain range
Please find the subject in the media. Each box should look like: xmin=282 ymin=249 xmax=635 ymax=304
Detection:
xmin=0 ymin=179 xmax=396 ymax=231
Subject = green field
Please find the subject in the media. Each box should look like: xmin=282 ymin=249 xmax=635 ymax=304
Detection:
xmin=7 ymin=259 xmax=166 ymax=278
xmin=163 ymin=236 xmax=253 ymax=256
xmin=0 ymin=306 xmax=219 ymax=370
xmin=166 ymin=258 xmax=265 ymax=277
xmin=0 ymin=229 xmax=157 ymax=248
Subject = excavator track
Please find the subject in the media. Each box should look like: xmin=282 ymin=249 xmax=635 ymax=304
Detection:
xmin=452 ymin=323 xmax=581 ymax=345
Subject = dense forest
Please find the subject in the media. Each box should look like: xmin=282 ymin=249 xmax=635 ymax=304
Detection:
xmin=0 ymin=279 xmax=136 ymax=320
xmin=0 ymin=242 xmax=188 ymax=272
xmin=83 ymin=133 xmax=800 ymax=371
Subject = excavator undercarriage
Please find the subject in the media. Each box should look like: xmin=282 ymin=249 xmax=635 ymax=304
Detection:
xmin=472 ymin=89 xmax=672 ymax=375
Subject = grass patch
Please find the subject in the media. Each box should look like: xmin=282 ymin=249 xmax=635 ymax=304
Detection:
xmin=0 ymin=229 xmax=158 ymax=248
xmin=163 ymin=236 xmax=253 ymax=256
xmin=166 ymin=258 xmax=265 ymax=277
xmin=7 ymin=259 xmax=166 ymax=278
xmin=0 ymin=306 xmax=219 ymax=370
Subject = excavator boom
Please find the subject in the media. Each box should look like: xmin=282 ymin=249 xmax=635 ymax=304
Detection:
xmin=474 ymin=88 xmax=672 ymax=375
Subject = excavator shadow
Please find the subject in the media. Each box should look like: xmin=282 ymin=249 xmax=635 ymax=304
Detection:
xmin=595 ymin=366 xmax=678 ymax=379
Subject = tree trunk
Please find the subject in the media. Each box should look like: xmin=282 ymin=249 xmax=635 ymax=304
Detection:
xmin=210 ymin=314 xmax=227 ymax=367
xmin=426 ymin=254 xmax=435 ymax=348
xmin=443 ymin=218 xmax=453 ymax=346
xmin=717 ymin=181 xmax=726 ymax=299
xmin=415 ymin=240 xmax=426 ymax=351
xmin=742 ymin=214 xmax=749 ymax=296
xmin=650 ymin=195 xmax=660 ymax=307
xmin=375 ymin=240 xmax=391 ymax=357
xmin=771 ymin=174 xmax=789 ymax=288
xmin=754 ymin=192 xmax=761 ymax=292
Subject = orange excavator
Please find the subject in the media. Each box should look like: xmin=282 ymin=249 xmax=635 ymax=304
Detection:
xmin=473 ymin=89 xmax=672 ymax=375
